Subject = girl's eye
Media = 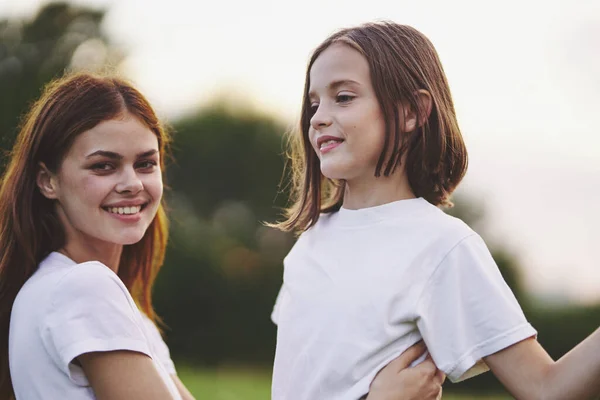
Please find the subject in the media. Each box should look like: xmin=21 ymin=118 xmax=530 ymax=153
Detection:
xmin=309 ymin=103 xmax=319 ymax=115
xmin=336 ymin=94 xmax=355 ymax=103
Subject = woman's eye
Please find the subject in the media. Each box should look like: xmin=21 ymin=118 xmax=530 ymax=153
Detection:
xmin=91 ymin=163 xmax=114 ymax=171
xmin=137 ymin=160 xmax=157 ymax=170
xmin=309 ymin=103 xmax=319 ymax=114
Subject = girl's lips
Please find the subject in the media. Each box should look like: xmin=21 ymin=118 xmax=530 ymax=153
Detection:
xmin=320 ymin=141 xmax=343 ymax=154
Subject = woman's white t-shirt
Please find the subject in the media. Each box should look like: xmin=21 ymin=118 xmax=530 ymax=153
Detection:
xmin=9 ymin=252 xmax=181 ymax=399
xmin=271 ymin=197 xmax=537 ymax=400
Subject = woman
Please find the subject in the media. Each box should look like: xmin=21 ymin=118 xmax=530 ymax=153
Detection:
xmin=2 ymin=73 xmax=191 ymax=399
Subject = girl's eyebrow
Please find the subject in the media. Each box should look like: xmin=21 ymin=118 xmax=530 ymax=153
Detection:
xmin=308 ymin=79 xmax=361 ymax=98
xmin=85 ymin=149 xmax=158 ymax=160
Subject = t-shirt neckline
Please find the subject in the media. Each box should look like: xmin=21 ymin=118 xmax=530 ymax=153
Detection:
xmin=333 ymin=197 xmax=430 ymax=227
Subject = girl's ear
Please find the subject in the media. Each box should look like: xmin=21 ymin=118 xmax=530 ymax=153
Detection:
xmin=36 ymin=163 xmax=59 ymax=200
xmin=402 ymin=89 xmax=433 ymax=132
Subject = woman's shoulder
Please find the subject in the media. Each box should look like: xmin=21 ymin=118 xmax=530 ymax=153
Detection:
xmin=35 ymin=252 xmax=116 ymax=280
xmin=31 ymin=254 xmax=132 ymax=313
xmin=11 ymin=254 xmax=135 ymax=345
xmin=16 ymin=253 xmax=121 ymax=306
xmin=38 ymin=256 xmax=141 ymax=334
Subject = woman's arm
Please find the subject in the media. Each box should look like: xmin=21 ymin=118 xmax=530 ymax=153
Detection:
xmin=366 ymin=341 xmax=445 ymax=400
xmin=485 ymin=328 xmax=600 ymax=400
xmin=171 ymin=374 xmax=195 ymax=400
xmin=78 ymin=350 xmax=176 ymax=400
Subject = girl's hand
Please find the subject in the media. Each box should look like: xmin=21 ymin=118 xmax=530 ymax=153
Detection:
xmin=366 ymin=341 xmax=445 ymax=400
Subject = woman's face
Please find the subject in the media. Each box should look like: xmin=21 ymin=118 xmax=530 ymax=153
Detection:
xmin=46 ymin=112 xmax=163 ymax=249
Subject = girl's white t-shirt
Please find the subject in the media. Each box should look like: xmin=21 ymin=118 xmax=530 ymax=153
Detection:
xmin=9 ymin=252 xmax=181 ymax=399
xmin=271 ymin=197 xmax=537 ymax=400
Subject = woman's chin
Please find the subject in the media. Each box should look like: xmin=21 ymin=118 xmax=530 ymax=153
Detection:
xmin=110 ymin=231 xmax=147 ymax=246
xmin=123 ymin=235 xmax=146 ymax=246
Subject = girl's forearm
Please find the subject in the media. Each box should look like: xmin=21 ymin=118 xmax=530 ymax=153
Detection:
xmin=486 ymin=331 xmax=600 ymax=400
xmin=542 ymin=327 xmax=600 ymax=400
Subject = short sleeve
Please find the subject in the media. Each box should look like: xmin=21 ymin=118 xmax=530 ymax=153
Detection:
xmin=416 ymin=234 xmax=537 ymax=383
xmin=140 ymin=314 xmax=176 ymax=375
xmin=41 ymin=262 xmax=151 ymax=385
xmin=271 ymin=284 xmax=288 ymax=325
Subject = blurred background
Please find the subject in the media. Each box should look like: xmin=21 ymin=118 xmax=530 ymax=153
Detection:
xmin=0 ymin=0 xmax=598 ymax=398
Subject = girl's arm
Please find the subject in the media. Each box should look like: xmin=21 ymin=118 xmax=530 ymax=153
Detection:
xmin=78 ymin=350 xmax=176 ymax=400
xmin=485 ymin=329 xmax=600 ymax=400
xmin=366 ymin=341 xmax=445 ymax=400
xmin=171 ymin=374 xmax=196 ymax=400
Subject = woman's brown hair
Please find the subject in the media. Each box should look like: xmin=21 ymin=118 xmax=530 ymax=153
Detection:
xmin=274 ymin=21 xmax=468 ymax=233
xmin=0 ymin=72 xmax=171 ymax=399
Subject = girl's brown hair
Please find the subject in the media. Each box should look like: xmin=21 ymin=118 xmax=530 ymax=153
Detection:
xmin=275 ymin=21 xmax=468 ymax=233
xmin=0 ymin=72 xmax=171 ymax=399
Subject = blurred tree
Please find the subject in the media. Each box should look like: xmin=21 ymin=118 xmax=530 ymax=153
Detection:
xmin=166 ymin=101 xmax=290 ymax=223
xmin=0 ymin=1 xmax=121 ymax=158
xmin=155 ymin=103 xmax=294 ymax=366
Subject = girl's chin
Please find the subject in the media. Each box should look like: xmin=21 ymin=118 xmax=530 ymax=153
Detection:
xmin=319 ymin=160 xmax=356 ymax=180
xmin=320 ymin=169 xmax=348 ymax=181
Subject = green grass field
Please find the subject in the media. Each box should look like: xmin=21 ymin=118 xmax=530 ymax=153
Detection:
xmin=177 ymin=366 xmax=512 ymax=399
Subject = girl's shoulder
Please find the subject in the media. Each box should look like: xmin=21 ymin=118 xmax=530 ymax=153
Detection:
xmin=413 ymin=206 xmax=479 ymax=253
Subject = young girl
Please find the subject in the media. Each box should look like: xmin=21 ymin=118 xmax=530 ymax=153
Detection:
xmin=271 ymin=21 xmax=600 ymax=400
xmin=0 ymin=72 xmax=441 ymax=400
xmin=0 ymin=73 xmax=194 ymax=399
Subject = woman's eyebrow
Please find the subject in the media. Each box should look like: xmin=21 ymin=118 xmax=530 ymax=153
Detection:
xmin=85 ymin=149 xmax=158 ymax=159
xmin=85 ymin=150 xmax=122 ymax=160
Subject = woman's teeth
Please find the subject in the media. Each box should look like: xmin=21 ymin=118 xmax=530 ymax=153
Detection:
xmin=105 ymin=206 xmax=142 ymax=215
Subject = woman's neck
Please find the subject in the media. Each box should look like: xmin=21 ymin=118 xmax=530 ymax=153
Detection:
xmin=59 ymin=241 xmax=123 ymax=273
xmin=342 ymin=170 xmax=415 ymax=210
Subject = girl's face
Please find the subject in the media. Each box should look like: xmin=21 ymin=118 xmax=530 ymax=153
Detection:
xmin=308 ymin=43 xmax=386 ymax=184
xmin=44 ymin=112 xmax=163 ymax=249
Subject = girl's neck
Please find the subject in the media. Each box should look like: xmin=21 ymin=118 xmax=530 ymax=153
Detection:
xmin=59 ymin=241 xmax=123 ymax=273
xmin=342 ymin=171 xmax=415 ymax=210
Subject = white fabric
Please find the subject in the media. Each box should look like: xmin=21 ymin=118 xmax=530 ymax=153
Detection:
xmin=140 ymin=313 xmax=177 ymax=375
xmin=271 ymin=197 xmax=536 ymax=400
xmin=9 ymin=252 xmax=181 ymax=400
